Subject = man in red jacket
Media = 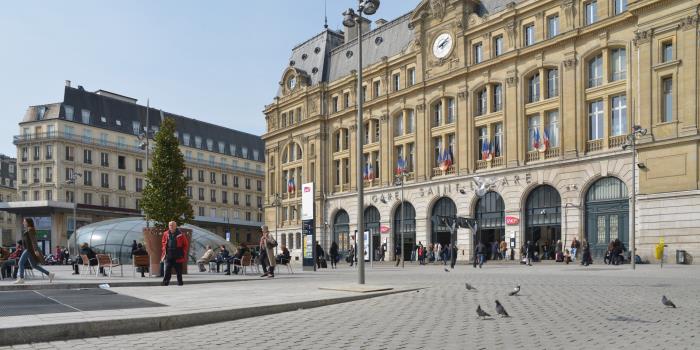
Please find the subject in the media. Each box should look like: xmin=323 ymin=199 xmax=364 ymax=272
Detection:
xmin=161 ymin=221 xmax=189 ymax=286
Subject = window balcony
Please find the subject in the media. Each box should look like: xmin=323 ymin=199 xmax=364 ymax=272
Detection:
xmin=526 ymin=150 xmax=540 ymax=163
xmin=432 ymin=166 xmax=455 ymax=177
xmin=586 ymin=139 xmax=603 ymax=152
xmin=544 ymin=147 xmax=560 ymax=159
xmin=608 ymin=135 xmax=627 ymax=148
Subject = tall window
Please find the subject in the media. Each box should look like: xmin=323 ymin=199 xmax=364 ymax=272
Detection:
xmin=406 ymin=110 xmax=415 ymax=133
xmin=611 ymin=95 xmax=627 ymax=136
xmin=394 ymin=114 xmax=404 ymax=136
xmin=528 ymin=73 xmax=540 ymax=103
xmin=547 ymin=111 xmax=560 ymax=147
xmin=493 ymin=36 xmax=503 ymax=57
xmin=446 ymin=98 xmax=455 ymax=124
xmin=494 ymin=123 xmax=503 ymax=157
xmin=493 ymin=84 xmax=503 ymax=112
xmin=408 ymin=68 xmax=416 ymax=86
xmin=373 ymin=80 xmax=381 ymax=98
xmin=588 ymin=54 xmax=603 ymax=87
xmin=662 ymin=42 xmax=673 ymax=63
xmin=662 ymin=77 xmax=673 ymax=122
xmin=81 ymin=109 xmax=91 ymax=124
xmin=64 ymin=105 xmax=74 ymax=120
xmin=547 ymin=69 xmax=559 ymax=98
xmin=614 ymin=0 xmax=627 ymax=15
xmin=473 ymin=43 xmax=483 ymax=64
xmin=524 ymin=24 xmax=535 ymax=46
xmin=588 ymin=100 xmax=604 ymax=140
xmin=476 ymin=89 xmax=487 ymax=116
xmin=407 ymin=143 xmax=415 ymax=172
xmin=478 ymin=127 xmax=488 ymax=160
xmin=528 ymin=115 xmax=540 ymax=151
xmin=547 ymin=15 xmax=559 ymax=39
xmin=433 ymin=101 xmax=443 ymax=127
xmin=332 ymin=96 xmax=339 ymax=113
xmin=585 ymin=1 xmax=598 ymax=25
xmin=433 ymin=137 xmax=442 ymax=167
xmin=611 ymin=48 xmax=626 ymax=81
xmin=392 ymin=73 xmax=400 ymax=92
xmin=343 ymin=92 xmax=350 ymax=108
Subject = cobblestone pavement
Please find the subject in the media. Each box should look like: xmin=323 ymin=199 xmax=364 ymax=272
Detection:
xmin=4 ymin=263 xmax=700 ymax=350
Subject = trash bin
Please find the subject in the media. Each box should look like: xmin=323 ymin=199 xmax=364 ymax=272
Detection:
xmin=676 ymin=250 xmax=687 ymax=264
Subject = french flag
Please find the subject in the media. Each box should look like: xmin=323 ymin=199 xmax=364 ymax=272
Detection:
xmin=396 ymin=157 xmax=406 ymax=175
xmin=481 ymin=139 xmax=490 ymax=160
xmin=437 ymin=149 xmax=444 ymax=169
xmin=367 ymin=164 xmax=374 ymax=180
xmin=287 ymin=178 xmax=295 ymax=193
xmin=440 ymin=148 xmax=453 ymax=171
xmin=533 ymin=128 xmax=541 ymax=150
xmin=543 ymin=128 xmax=550 ymax=151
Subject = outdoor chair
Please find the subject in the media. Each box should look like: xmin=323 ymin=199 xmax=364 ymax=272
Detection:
xmin=96 ymin=254 xmax=122 ymax=278
xmin=233 ymin=253 xmax=253 ymax=275
xmin=80 ymin=254 xmax=96 ymax=276
xmin=132 ymin=255 xmax=151 ymax=278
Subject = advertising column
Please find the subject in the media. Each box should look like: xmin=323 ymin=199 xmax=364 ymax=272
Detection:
xmin=301 ymin=182 xmax=315 ymax=271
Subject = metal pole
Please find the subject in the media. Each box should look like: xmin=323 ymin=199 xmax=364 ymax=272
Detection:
xmin=400 ymin=176 xmax=405 ymax=268
xmin=355 ymin=13 xmax=365 ymax=284
xmin=72 ymin=179 xmax=77 ymax=257
xmin=631 ymin=137 xmax=636 ymax=270
xmin=275 ymin=194 xmax=279 ymax=255
xmin=145 ymin=100 xmax=150 ymax=228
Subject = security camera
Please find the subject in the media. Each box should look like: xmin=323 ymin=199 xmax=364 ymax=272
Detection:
xmin=637 ymin=162 xmax=646 ymax=169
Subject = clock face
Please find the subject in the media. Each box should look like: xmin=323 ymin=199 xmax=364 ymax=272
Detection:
xmin=432 ymin=33 xmax=453 ymax=59
xmin=288 ymin=76 xmax=297 ymax=90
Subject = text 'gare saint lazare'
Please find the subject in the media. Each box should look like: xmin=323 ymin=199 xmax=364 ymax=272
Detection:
xmin=369 ymin=173 xmax=537 ymax=205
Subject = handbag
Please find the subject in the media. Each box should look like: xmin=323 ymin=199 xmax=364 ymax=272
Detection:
xmin=266 ymin=238 xmax=278 ymax=249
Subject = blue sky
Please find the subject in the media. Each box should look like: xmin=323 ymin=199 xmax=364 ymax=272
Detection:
xmin=0 ymin=0 xmax=418 ymax=156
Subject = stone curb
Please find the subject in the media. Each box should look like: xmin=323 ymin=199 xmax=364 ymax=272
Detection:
xmin=0 ymin=287 xmax=419 ymax=346
xmin=0 ymin=277 xmax=269 ymax=292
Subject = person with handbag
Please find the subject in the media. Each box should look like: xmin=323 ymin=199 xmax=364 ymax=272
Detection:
xmin=15 ymin=218 xmax=55 ymax=284
xmin=259 ymin=225 xmax=276 ymax=278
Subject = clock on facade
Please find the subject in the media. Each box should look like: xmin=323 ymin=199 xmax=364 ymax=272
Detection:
xmin=432 ymin=33 xmax=453 ymax=59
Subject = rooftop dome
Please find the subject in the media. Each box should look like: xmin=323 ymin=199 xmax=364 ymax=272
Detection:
xmin=74 ymin=217 xmax=237 ymax=264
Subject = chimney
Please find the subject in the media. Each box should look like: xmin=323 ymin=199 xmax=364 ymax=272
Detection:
xmin=65 ymin=80 xmax=71 ymax=88
xmin=375 ymin=19 xmax=388 ymax=27
xmin=344 ymin=17 xmax=371 ymax=43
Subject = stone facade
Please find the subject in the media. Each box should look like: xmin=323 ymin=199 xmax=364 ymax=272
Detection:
xmin=0 ymin=154 xmax=17 ymax=246
xmin=263 ymin=0 xmax=700 ymax=263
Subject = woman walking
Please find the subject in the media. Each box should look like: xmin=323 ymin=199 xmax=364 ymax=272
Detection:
xmin=15 ymin=218 xmax=55 ymax=284
xmin=329 ymin=241 xmax=339 ymax=269
xmin=259 ymin=225 xmax=276 ymax=278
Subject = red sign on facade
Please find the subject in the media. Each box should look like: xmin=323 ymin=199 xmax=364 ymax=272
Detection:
xmin=380 ymin=226 xmax=391 ymax=233
xmin=505 ymin=216 xmax=520 ymax=225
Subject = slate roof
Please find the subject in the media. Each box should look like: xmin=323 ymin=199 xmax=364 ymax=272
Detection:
xmin=22 ymin=86 xmax=264 ymax=162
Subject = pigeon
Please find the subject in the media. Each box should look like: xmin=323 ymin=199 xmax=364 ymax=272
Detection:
xmin=662 ymin=295 xmax=676 ymax=308
xmin=495 ymin=300 xmax=510 ymax=317
xmin=465 ymin=283 xmax=477 ymax=291
xmin=476 ymin=305 xmax=491 ymax=319
xmin=444 ymin=268 xmax=450 ymax=272
xmin=508 ymin=285 xmax=521 ymax=296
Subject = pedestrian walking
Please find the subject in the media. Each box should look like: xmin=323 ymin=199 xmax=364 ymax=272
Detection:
xmin=570 ymin=237 xmax=580 ymax=263
xmin=161 ymin=221 xmax=189 ymax=286
xmin=526 ymin=240 xmax=536 ymax=266
xmin=475 ymin=241 xmax=486 ymax=268
xmin=15 ymin=218 xmax=55 ymax=284
xmin=500 ymin=240 xmax=508 ymax=260
xmin=329 ymin=241 xmax=339 ymax=269
xmin=581 ymin=239 xmax=592 ymax=266
xmin=315 ymin=241 xmax=325 ymax=268
xmin=259 ymin=225 xmax=277 ymax=278
xmin=348 ymin=245 xmax=356 ymax=266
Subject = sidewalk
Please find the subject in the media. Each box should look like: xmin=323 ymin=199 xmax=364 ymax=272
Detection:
xmin=0 ymin=264 xmax=417 ymax=346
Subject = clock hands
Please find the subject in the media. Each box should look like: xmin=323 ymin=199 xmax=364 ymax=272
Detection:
xmin=438 ymin=37 xmax=450 ymax=50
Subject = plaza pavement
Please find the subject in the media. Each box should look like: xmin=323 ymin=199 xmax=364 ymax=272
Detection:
xmin=1 ymin=260 xmax=699 ymax=349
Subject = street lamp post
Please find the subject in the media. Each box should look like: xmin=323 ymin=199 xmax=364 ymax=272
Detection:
xmin=65 ymin=172 xmax=82 ymax=257
xmin=395 ymin=172 xmax=406 ymax=268
xmin=342 ymin=0 xmax=380 ymax=285
xmin=271 ymin=193 xmax=281 ymax=255
xmin=622 ymin=125 xmax=648 ymax=270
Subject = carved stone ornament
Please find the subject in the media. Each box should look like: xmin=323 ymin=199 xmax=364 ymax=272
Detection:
xmin=380 ymin=114 xmax=389 ymax=122
xmin=349 ymin=124 xmax=357 ymax=131
xmin=506 ymin=75 xmax=518 ymax=87
xmin=679 ymin=14 xmax=699 ymax=31
xmin=562 ymin=57 xmax=577 ymax=69
xmin=505 ymin=20 xmax=517 ymax=46
xmin=457 ymin=91 xmax=467 ymax=100
xmin=430 ymin=0 xmax=449 ymax=20
xmin=506 ymin=1 xmax=517 ymax=11
xmin=416 ymin=103 xmax=426 ymax=112
xmin=633 ymin=30 xmax=652 ymax=46
xmin=561 ymin=0 xmax=574 ymax=26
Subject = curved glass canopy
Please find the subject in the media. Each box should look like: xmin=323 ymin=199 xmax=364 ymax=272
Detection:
xmin=75 ymin=217 xmax=236 ymax=264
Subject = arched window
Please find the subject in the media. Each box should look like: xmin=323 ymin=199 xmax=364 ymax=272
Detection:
xmin=431 ymin=197 xmax=457 ymax=245
xmin=333 ymin=210 xmax=350 ymax=252
xmin=585 ymin=177 xmax=629 ymax=258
